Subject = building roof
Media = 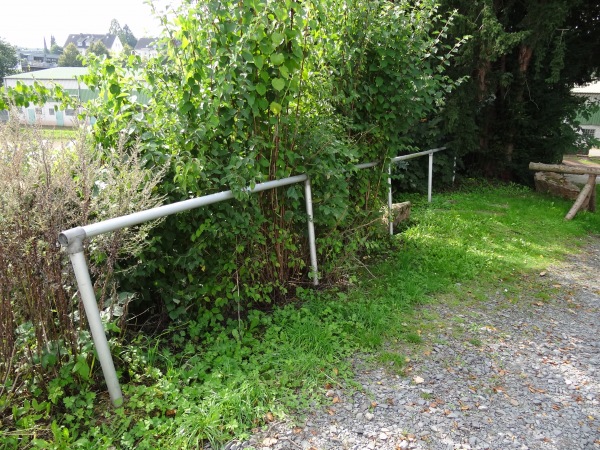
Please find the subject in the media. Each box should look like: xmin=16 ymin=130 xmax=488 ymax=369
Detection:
xmin=134 ymin=37 xmax=157 ymax=50
xmin=5 ymin=67 xmax=88 ymax=80
xmin=19 ymin=51 xmax=62 ymax=59
xmin=573 ymin=81 xmax=600 ymax=95
xmin=64 ymin=33 xmax=120 ymax=50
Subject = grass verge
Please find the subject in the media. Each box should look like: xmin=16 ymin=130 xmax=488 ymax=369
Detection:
xmin=2 ymin=180 xmax=599 ymax=449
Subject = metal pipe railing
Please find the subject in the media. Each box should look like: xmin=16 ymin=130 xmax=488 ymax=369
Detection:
xmin=387 ymin=147 xmax=447 ymax=235
xmin=304 ymin=178 xmax=318 ymax=285
xmin=59 ymin=147 xmax=448 ymax=407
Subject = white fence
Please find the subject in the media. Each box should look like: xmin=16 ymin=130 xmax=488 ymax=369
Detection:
xmin=59 ymin=147 xmax=448 ymax=407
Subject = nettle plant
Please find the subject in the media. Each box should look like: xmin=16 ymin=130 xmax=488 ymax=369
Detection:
xmin=83 ymin=0 xmax=464 ymax=320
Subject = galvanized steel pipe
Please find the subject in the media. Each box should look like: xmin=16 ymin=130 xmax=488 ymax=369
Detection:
xmin=67 ymin=241 xmax=123 ymax=407
xmin=428 ymin=151 xmax=434 ymax=203
xmin=59 ymin=147 xmax=447 ymax=408
xmin=304 ymin=179 xmax=319 ymax=285
xmin=388 ymin=164 xmax=393 ymax=236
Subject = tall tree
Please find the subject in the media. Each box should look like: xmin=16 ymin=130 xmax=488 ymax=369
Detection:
xmin=120 ymin=24 xmax=138 ymax=48
xmin=49 ymin=35 xmax=62 ymax=54
xmin=50 ymin=43 xmax=63 ymax=55
xmin=88 ymin=41 xmax=110 ymax=58
xmin=0 ymin=38 xmax=17 ymax=79
xmin=436 ymin=0 xmax=600 ymax=182
xmin=108 ymin=19 xmax=137 ymax=49
xmin=58 ymin=43 xmax=83 ymax=67
xmin=109 ymin=19 xmax=122 ymax=37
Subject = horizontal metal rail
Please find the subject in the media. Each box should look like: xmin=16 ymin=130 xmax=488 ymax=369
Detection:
xmin=59 ymin=147 xmax=447 ymax=407
xmin=391 ymin=146 xmax=446 ymax=163
xmin=59 ymin=174 xmax=309 ymax=244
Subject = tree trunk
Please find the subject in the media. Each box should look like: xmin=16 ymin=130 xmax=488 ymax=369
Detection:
xmin=529 ymin=162 xmax=600 ymax=175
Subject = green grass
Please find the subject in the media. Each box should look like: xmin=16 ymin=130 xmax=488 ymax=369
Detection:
xmin=3 ymin=180 xmax=600 ymax=449
xmin=38 ymin=127 xmax=77 ymax=141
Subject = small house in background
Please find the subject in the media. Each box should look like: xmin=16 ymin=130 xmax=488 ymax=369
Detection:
xmin=63 ymin=33 xmax=124 ymax=56
xmin=3 ymin=67 xmax=95 ymax=127
xmin=18 ymin=49 xmax=60 ymax=72
xmin=134 ymin=38 xmax=158 ymax=59
xmin=572 ymin=81 xmax=600 ymax=139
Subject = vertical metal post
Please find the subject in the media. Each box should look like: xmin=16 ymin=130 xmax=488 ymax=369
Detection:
xmin=67 ymin=238 xmax=123 ymax=407
xmin=428 ymin=151 xmax=434 ymax=203
xmin=304 ymin=178 xmax=319 ymax=286
xmin=388 ymin=164 xmax=393 ymax=236
xmin=452 ymin=155 xmax=457 ymax=185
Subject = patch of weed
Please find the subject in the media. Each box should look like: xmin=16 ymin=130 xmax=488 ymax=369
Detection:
xmin=377 ymin=352 xmax=408 ymax=374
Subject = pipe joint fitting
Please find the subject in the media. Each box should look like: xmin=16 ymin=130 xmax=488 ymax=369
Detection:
xmin=58 ymin=227 xmax=87 ymax=254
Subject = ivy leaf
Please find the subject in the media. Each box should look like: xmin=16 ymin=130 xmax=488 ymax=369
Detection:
xmin=270 ymin=53 xmax=285 ymax=66
xmin=271 ymin=78 xmax=285 ymax=91
xmin=270 ymin=101 xmax=282 ymax=115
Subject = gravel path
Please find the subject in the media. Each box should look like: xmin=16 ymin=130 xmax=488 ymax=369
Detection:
xmin=236 ymin=236 xmax=600 ymax=450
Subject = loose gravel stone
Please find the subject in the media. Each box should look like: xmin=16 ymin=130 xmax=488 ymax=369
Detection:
xmin=239 ymin=237 xmax=600 ymax=449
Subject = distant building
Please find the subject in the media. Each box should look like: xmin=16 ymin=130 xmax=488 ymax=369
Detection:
xmin=3 ymin=67 xmax=95 ymax=126
xmin=63 ymin=33 xmax=124 ymax=55
xmin=134 ymin=38 xmax=158 ymax=59
xmin=573 ymin=81 xmax=600 ymax=139
xmin=18 ymin=49 xmax=60 ymax=72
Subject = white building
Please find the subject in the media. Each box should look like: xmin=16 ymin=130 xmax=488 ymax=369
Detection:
xmin=3 ymin=67 xmax=94 ymax=127
xmin=572 ymin=81 xmax=600 ymax=139
xmin=134 ymin=38 xmax=158 ymax=59
xmin=63 ymin=33 xmax=124 ymax=56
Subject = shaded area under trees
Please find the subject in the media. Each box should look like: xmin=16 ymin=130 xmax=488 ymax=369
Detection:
xmin=434 ymin=0 xmax=600 ymax=183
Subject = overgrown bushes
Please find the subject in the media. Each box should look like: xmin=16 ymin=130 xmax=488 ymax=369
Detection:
xmin=82 ymin=0 xmax=464 ymax=320
xmin=0 ymin=113 xmax=164 ymax=417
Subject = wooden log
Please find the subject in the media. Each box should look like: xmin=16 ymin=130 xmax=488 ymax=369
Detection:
xmin=589 ymin=175 xmax=597 ymax=212
xmin=529 ymin=162 xmax=600 ymax=176
xmin=565 ymin=174 xmax=596 ymax=220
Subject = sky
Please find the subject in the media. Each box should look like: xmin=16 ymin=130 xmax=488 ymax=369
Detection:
xmin=0 ymin=0 xmax=177 ymax=49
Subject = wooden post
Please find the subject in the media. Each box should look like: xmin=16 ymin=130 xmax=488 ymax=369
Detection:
xmin=565 ymin=174 xmax=597 ymax=220
xmin=588 ymin=175 xmax=597 ymax=212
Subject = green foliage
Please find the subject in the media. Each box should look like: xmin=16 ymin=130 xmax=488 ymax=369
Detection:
xmin=50 ymin=36 xmax=63 ymax=55
xmin=83 ymin=0 xmax=463 ymax=321
xmin=58 ymin=43 xmax=83 ymax=67
xmin=5 ymin=181 xmax=600 ymax=449
xmin=0 ymin=79 xmax=77 ymax=111
xmin=436 ymin=0 xmax=600 ymax=182
xmin=50 ymin=43 xmax=63 ymax=55
xmin=0 ymin=38 xmax=17 ymax=79
xmin=88 ymin=41 xmax=110 ymax=59
xmin=326 ymin=0 xmax=466 ymax=159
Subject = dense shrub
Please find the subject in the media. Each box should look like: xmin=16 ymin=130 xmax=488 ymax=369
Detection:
xmin=82 ymin=0 xmax=464 ymax=320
